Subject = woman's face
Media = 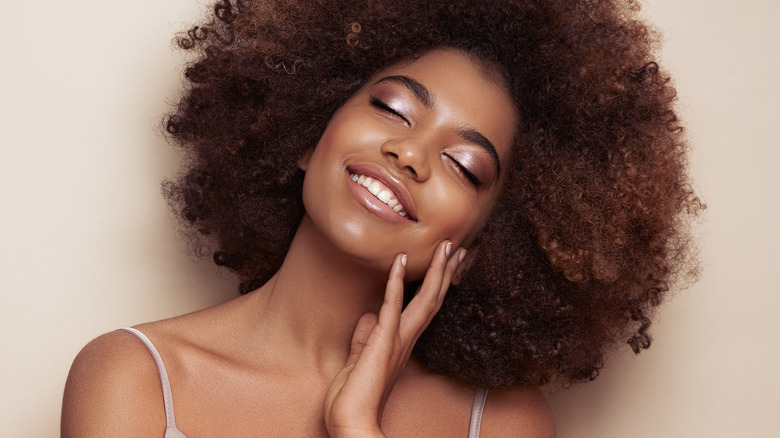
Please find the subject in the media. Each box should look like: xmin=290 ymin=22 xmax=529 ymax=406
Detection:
xmin=301 ymin=48 xmax=518 ymax=279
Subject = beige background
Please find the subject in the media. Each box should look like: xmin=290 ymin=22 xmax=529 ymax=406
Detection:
xmin=1 ymin=0 xmax=778 ymax=436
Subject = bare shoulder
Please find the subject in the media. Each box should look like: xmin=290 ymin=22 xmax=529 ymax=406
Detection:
xmin=387 ymin=362 xmax=555 ymax=438
xmin=481 ymin=386 xmax=556 ymax=437
xmin=60 ymin=299 xmax=243 ymax=438
xmin=61 ymin=329 xmax=166 ymax=438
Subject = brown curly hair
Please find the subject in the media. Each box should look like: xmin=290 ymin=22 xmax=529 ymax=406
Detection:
xmin=163 ymin=0 xmax=702 ymax=388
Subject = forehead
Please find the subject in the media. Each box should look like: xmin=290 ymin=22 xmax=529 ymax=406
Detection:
xmin=367 ymin=48 xmax=519 ymax=166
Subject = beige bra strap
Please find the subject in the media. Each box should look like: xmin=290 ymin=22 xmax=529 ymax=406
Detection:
xmin=118 ymin=328 xmax=189 ymax=438
xmin=469 ymin=387 xmax=488 ymax=438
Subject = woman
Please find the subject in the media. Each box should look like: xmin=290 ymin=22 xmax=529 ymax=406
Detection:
xmin=62 ymin=0 xmax=701 ymax=436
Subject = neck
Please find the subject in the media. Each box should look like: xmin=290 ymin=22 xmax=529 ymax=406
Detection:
xmin=245 ymin=214 xmax=389 ymax=373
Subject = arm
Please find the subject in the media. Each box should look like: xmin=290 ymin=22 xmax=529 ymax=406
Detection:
xmin=323 ymin=240 xmax=465 ymax=438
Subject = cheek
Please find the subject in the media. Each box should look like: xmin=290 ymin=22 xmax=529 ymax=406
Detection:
xmin=300 ymin=131 xmax=345 ymax=232
xmin=400 ymin=196 xmax=487 ymax=279
xmin=426 ymin=182 xmax=489 ymax=242
xmin=308 ymin=110 xmax=386 ymax=171
xmin=436 ymin=204 xmax=484 ymax=246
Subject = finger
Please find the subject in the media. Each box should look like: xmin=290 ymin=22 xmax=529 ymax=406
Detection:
xmin=438 ymin=248 xmax=466 ymax=296
xmin=375 ymin=253 xmax=407 ymax=333
xmin=398 ymin=241 xmax=453 ymax=340
xmin=425 ymin=244 xmax=461 ymax=306
xmin=415 ymin=241 xmax=450 ymax=299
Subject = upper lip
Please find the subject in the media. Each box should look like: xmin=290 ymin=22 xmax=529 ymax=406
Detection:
xmin=346 ymin=163 xmax=418 ymax=221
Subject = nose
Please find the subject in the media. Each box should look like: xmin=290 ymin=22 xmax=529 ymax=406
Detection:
xmin=380 ymin=136 xmax=431 ymax=181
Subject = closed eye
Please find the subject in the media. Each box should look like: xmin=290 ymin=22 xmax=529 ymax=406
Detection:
xmin=444 ymin=153 xmax=482 ymax=187
xmin=370 ymin=97 xmax=410 ymax=125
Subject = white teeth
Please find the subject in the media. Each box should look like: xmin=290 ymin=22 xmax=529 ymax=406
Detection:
xmin=368 ymin=181 xmax=382 ymax=196
xmin=377 ymin=189 xmax=392 ymax=203
xmin=349 ymin=172 xmax=409 ymax=219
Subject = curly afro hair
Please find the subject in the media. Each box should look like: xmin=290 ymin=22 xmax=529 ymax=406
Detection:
xmin=163 ymin=0 xmax=702 ymax=388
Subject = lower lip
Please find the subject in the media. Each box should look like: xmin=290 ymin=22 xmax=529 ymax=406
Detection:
xmin=345 ymin=171 xmax=412 ymax=224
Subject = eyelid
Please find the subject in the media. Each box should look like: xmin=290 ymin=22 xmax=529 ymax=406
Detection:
xmin=370 ymin=96 xmax=410 ymax=125
xmin=443 ymin=153 xmax=482 ymax=187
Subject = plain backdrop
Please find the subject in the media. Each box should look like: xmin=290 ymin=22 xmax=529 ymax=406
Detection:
xmin=1 ymin=0 xmax=778 ymax=436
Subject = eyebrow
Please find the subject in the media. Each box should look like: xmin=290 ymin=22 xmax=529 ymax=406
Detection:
xmin=374 ymin=74 xmax=502 ymax=177
xmin=375 ymin=75 xmax=435 ymax=109
xmin=456 ymin=127 xmax=502 ymax=177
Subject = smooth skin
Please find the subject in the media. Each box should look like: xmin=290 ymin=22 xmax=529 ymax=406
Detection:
xmin=62 ymin=49 xmax=555 ymax=437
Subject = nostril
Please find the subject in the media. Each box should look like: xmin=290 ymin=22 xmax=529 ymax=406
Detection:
xmin=382 ymin=143 xmax=422 ymax=179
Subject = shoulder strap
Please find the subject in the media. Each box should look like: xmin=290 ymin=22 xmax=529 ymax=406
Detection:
xmin=468 ymin=387 xmax=488 ymax=438
xmin=117 ymin=328 xmax=189 ymax=438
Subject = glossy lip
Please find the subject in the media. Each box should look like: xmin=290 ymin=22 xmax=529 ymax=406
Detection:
xmin=345 ymin=163 xmax=418 ymax=222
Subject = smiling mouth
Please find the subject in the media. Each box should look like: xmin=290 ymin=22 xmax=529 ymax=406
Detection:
xmin=349 ymin=172 xmax=412 ymax=219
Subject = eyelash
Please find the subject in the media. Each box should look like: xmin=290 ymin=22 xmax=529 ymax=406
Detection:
xmin=370 ymin=96 xmax=482 ymax=188
xmin=370 ymin=96 xmax=410 ymax=125
xmin=444 ymin=153 xmax=482 ymax=187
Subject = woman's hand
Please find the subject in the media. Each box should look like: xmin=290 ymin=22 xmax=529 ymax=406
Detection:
xmin=323 ymin=241 xmax=466 ymax=438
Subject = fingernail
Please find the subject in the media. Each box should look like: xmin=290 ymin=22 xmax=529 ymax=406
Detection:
xmin=400 ymin=254 xmax=407 ymax=267
xmin=459 ymin=249 xmax=467 ymax=263
xmin=445 ymin=242 xmax=452 ymax=257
